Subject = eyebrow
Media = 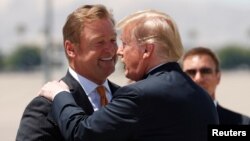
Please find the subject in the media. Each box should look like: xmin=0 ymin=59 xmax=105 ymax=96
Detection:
xmin=90 ymin=32 xmax=117 ymax=40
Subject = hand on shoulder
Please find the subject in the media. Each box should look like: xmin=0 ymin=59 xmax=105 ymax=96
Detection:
xmin=38 ymin=80 xmax=69 ymax=101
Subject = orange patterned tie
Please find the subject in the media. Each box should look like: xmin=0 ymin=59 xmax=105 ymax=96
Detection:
xmin=96 ymin=85 xmax=108 ymax=106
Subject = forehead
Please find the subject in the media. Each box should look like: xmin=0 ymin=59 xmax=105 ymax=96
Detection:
xmin=84 ymin=18 xmax=115 ymax=30
xmin=183 ymin=54 xmax=216 ymax=69
xmin=119 ymin=31 xmax=126 ymax=41
xmin=83 ymin=18 xmax=115 ymax=34
xmin=120 ymin=24 xmax=134 ymax=41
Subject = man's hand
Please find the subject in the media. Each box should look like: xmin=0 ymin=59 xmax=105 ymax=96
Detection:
xmin=38 ymin=80 xmax=69 ymax=101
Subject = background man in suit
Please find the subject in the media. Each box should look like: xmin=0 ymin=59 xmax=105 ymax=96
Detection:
xmin=16 ymin=4 xmax=120 ymax=141
xmin=39 ymin=9 xmax=219 ymax=141
xmin=182 ymin=47 xmax=250 ymax=124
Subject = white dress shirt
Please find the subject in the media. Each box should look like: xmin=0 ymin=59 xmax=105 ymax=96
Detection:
xmin=68 ymin=67 xmax=112 ymax=111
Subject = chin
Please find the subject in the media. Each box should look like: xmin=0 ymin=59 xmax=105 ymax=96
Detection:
xmin=108 ymin=68 xmax=115 ymax=74
xmin=124 ymin=71 xmax=130 ymax=79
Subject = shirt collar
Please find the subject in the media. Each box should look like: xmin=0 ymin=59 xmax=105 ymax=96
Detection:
xmin=214 ymin=100 xmax=218 ymax=107
xmin=147 ymin=63 xmax=165 ymax=74
xmin=68 ymin=67 xmax=110 ymax=95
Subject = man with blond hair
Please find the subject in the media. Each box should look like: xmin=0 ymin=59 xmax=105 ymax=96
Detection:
xmin=16 ymin=4 xmax=120 ymax=141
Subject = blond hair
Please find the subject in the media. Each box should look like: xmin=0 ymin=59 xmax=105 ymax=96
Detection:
xmin=117 ymin=9 xmax=183 ymax=61
xmin=63 ymin=4 xmax=114 ymax=44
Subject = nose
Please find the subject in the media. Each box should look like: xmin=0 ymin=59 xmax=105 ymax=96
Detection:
xmin=193 ymin=72 xmax=204 ymax=83
xmin=117 ymin=46 xmax=123 ymax=56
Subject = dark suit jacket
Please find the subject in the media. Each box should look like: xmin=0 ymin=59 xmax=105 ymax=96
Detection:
xmin=16 ymin=71 xmax=120 ymax=141
xmin=52 ymin=62 xmax=219 ymax=141
xmin=217 ymin=104 xmax=250 ymax=125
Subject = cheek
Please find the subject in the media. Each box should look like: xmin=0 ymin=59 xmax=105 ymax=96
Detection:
xmin=205 ymin=77 xmax=218 ymax=91
xmin=124 ymin=49 xmax=139 ymax=61
xmin=211 ymin=78 xmax=220 ymax=87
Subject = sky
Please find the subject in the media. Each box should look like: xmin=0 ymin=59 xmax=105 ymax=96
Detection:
xmin=1 ymin=0 xmax=250 ymax=53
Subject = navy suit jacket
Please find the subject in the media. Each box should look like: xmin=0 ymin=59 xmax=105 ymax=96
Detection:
xmin=217 ymin=104 xmax=250 ymax=125
xmin=52 ymin=62 xmax=219 ymax=141
xmin=16 ymin=71 xmax=120 ymax=141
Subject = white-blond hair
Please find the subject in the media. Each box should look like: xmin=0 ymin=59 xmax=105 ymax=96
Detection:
xmin=117 ymin=9 xmax=183 ymax=61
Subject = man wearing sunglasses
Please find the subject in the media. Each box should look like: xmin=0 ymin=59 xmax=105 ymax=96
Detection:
xmin=182 ymin=47 xmax=250 ymax=124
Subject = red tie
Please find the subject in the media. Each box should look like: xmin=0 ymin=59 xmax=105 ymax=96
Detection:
xmin=96 ymin=86 xmax=108 ymax=106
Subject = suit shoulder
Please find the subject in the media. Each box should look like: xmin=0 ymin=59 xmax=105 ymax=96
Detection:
xmin=16 ymin=96 xmax=62 ymax=141
xmin=26 ymin=96 xmax=51 ymax=109
xmin=217 ymin=105 xmax=250 ymax=124
xmin=21 ymin=96 xmax=52 ymax=119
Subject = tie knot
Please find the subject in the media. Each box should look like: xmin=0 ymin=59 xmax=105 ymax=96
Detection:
xmin=96 ymin=85 xmax=108 ymax=106
xmin=96 ymin=85 xmax=106 ymax=96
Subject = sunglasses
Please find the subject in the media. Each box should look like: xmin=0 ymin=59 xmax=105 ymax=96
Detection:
xmin=184 ymin=67 xmax=214 ymax=77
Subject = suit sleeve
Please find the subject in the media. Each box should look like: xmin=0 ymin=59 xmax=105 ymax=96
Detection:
xmin=16 ymin=96 xmax=62 ymax=141
xmin=52 ymin=87 xmax=140 ymax=141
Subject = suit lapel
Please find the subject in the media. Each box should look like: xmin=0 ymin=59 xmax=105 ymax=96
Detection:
xmin=47 ymin=71 xmax=94 ymax=125
xmin=108 ymin=80 xmax=120 ymax=96
xmin=47 ymin=71 xmax=120 ymax=123
xmin=62 ymin=72 xmax=120 ymax=113
xmin=62 ymin=71 xmax=94 ymax=114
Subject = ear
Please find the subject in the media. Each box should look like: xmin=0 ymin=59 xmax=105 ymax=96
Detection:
xmin=142 ymin=43 xmax=154 ymax=59
xmin=64 ymin=40 xmax=76 ymax=58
